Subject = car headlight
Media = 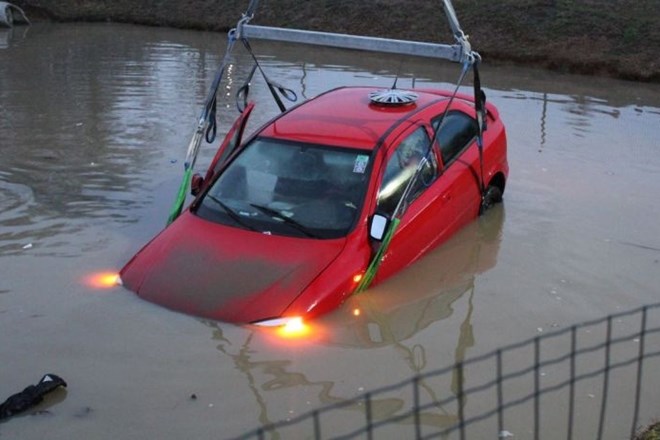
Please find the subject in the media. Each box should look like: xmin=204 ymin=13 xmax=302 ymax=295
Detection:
xmin=253 ymin=316 xmax=302 ymax=327
xmin=253 ymin=316 xmax=309 ymax=337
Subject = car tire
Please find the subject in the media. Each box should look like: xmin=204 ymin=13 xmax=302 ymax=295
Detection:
xmin=480 ymin=185 xmax=503 ymax=215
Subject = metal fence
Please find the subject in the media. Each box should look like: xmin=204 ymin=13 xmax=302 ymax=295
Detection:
xmin=232 ymin=302 xmax=660 ymax=439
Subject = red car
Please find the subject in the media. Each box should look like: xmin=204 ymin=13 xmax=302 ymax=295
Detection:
xmin=119 ymin=86 xmax=508 ymax=326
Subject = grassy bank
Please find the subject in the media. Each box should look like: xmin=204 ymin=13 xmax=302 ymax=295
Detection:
xmin=636 ymin=422 xmax=660 ymax=440
xmin=13 ymin=0 xmax=660 ymax=83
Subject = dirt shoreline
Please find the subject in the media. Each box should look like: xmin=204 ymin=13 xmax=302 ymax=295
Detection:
xmin=12 ymin=0 xmax=660 ymax=84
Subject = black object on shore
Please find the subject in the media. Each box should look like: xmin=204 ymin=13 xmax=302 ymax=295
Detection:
xmin=0 ymin=374 xmax=67 ymax=421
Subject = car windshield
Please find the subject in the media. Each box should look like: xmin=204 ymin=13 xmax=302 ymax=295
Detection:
xmin=195 ymin=137 xmax=372 ymax=239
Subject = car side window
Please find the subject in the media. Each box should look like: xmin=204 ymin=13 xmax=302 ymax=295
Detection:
xmin=377 ymin=126 xmax=436 ymax=216
xmin=432 ymin=111 xmax=478 ymax=166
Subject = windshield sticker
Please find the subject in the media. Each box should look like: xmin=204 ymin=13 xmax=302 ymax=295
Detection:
xmin=353 ymin=155 xmax=369 ymax=174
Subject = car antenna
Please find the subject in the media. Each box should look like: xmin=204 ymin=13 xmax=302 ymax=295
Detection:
xmin=391 ymin=60 xmax=404 ymax=90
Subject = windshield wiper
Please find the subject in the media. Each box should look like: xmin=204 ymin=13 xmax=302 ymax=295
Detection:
xmin=206 ymin=195 xmax=259 ymax=232
xmin=249 ymin=203 xmax=319 ymax=238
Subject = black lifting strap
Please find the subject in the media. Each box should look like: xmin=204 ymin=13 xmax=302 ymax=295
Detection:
xmin=240 ymin=37 xmax=297 ymax=113
xmin=205 ymin=94 xmax=218 ymax=143
xmin=472 ymin=59 xmax=487 ymax=196
xmin=236 ymin=64 xmax=259 ymax=113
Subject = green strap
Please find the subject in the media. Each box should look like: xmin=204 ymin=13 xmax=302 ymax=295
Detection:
xmin=167 ymin=168 xmax=192 ymax=225
xmin=354 ymin=218 xmax=401 ymax=293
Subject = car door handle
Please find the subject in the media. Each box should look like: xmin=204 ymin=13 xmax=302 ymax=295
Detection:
xmin=442 ymin=192 xmax=452 ymax=201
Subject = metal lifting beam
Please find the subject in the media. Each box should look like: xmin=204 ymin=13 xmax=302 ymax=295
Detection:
xmin=236 ymin=24 xmax=464 ymax=62
xmin=235 ymin=0 xmax=475 ymax=64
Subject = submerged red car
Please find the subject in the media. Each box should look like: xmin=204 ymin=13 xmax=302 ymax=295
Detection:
xmin=119 ymin=86 xmax=508 ymax=325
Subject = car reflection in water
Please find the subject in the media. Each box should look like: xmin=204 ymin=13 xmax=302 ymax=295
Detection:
xmin=321 ymin=203 xmax=504 ymax=351
xmin=203 ymin=206 xmax=504 ymax=436
xmin=0 ymin=24 xmax=27 ymax=49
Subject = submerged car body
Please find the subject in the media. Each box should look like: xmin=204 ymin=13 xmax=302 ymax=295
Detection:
xmin=120 ymin=86 xmax=508 ymax=324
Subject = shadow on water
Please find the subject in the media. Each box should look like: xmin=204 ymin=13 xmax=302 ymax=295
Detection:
xmin=201 ymin=206 xmax=504 ymax=436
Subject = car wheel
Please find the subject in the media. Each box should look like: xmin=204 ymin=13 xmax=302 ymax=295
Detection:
xmin=480 ymin=185 xmax=503 ymax=215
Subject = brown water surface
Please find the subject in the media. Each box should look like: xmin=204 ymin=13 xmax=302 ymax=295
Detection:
xmin=1 ymin=23 xmax=660 ymax=439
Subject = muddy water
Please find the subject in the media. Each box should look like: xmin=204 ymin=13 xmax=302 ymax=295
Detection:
xmin=1 ymin=23 xmax=660 ymax=439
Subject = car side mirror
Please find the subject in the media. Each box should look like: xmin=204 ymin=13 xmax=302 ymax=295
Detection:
xmin=369 ymin=213 xmax=390 ymax=241
xmin=190 ymin=173 xmax=204 ymax=196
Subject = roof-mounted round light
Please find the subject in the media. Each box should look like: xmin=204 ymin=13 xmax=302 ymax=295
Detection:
xmin=369 ymin=89 xmax=418 ymax=106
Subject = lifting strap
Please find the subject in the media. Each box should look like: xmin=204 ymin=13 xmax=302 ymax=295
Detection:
xmin=239 ymin=37 xmax=297 ymax=113
xmin=473 ymin=56 xmax=487 ymax=197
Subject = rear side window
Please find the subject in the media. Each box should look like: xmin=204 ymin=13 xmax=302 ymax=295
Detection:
xmin=432 ymin=111 xmax=478 ymax=165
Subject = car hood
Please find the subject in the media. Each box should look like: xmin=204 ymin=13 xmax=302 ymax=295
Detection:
xmin=120 ymin=211 xmax=347 ymax=323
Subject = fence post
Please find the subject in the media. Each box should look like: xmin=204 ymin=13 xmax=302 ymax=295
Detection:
xmin=597 ymin=316 xmax=613 ymax=439
xmin=413 ymin=376 xmax=421 ymax=440
xmin=630 ymin=306 xmax=648 ymax=438
xmin=365 ymin=393 xmax=373 ymax=440
xmin=496 ymin=349 xmax=504 ymax=435
xmin=534 ymin=337 xmax=541 ymax=440
xmin=457 ymin=361 xmax=466 ymax=440
xmin=313 ymin=410 xmax=320 ymax=439
xmin=567 ymin=325 xmax=577 ymax=440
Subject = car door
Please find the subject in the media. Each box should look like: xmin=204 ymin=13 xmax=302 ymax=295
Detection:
xmin=371 ymin=121 xmax=447 ymax=281
xmin=432 ymin=110 xmax=482 ymax=229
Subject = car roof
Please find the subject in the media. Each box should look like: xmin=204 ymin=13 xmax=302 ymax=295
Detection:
xmin=258 ymin=86 xmax=452 ymax=151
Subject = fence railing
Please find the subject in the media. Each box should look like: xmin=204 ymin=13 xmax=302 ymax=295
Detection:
xmin=232 ymin=302 xmax=660 ymax=439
